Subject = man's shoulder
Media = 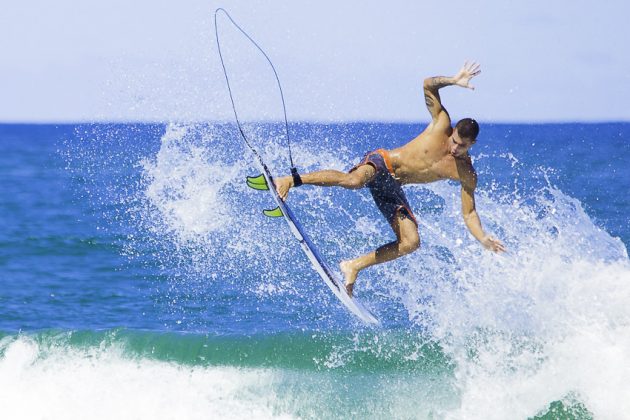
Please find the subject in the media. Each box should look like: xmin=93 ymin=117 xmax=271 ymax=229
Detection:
xmin=424 ymin=119 xmax=453 ymax=137
xmin=413 ymin=126 xmax=451 ymax=151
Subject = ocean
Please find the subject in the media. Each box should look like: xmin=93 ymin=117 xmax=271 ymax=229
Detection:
xmin=1 ymin=122 xmax=629 ymax=419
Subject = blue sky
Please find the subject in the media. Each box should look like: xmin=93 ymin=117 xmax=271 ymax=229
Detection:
xmin=1 ymin=0 xmax=628 ymax=122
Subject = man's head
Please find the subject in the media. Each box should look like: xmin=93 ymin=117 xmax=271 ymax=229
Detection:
xmin=450 ymin=118 xmax=479 ymax=157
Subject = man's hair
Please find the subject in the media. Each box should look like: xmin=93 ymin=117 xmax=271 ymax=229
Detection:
xmin=455 ymin=118 xmax=479 ymax=141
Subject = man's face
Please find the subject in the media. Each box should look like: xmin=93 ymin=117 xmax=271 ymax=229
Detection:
xmin=449 ymin=130 xmax=475 ymax=157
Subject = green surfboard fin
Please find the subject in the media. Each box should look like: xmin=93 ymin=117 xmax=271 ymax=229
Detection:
xmin=246 ymin=174 xmax=282 ymax=217
xmin=263 ymin=207 xmax=283 ymax=217
xmin=246 ymin=174 xmax=269 ymax=191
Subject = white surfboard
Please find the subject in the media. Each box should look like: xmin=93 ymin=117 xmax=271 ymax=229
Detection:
xmin=216 ymin=8 xmax=378 ymax=325
xmin=247 ymin=171 xmax=380 ymax=325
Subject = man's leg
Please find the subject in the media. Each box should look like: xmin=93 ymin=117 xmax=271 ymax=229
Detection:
xmin=275 ymin=165 xmax=375 ymax=200
xmin=340 ymin=214 xmax=420 ymax=297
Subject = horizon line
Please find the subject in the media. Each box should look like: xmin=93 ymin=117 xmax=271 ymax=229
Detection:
xmin=1 ymin=119 xmax=630 ymax=126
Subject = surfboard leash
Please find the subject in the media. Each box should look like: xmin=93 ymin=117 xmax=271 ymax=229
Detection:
xmin=214 ymin=7 xmax=301 ymax=187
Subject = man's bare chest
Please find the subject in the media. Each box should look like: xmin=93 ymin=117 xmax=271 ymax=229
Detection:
xmin=394 ymin=154 xmax=459 ymax=184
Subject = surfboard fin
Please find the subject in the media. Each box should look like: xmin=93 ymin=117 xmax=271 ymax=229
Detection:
xmin=246 ymin=175 xmax=282 ymax=217
xmin=246 ymin=174 xmax=269 ymax=191
xmin=263 ymin=207 xmax=283 ymax=217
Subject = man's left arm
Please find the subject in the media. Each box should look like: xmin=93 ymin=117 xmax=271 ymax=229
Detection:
xmin=459 ymin=165 xmax=505 ymax=253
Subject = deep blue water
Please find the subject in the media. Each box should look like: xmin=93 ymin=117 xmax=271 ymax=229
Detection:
xmin=1 ymin=122 xmax=629 ymax=419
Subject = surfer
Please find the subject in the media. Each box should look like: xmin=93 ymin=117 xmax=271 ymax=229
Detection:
xmin=275 ymin=62 xmax=505 ymax=297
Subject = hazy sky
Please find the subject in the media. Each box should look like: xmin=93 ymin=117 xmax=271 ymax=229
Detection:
xmin=1 ymin=0 xmax=629 ymax=122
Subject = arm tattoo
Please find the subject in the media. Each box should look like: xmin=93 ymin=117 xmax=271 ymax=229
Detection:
xmin=424 ymin=76 xmax=452 ymax=117
xmin=426 ymin=76 xmax=452 ymax=89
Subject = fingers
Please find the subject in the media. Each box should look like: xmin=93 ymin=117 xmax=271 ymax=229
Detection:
xmin=275 ymin=177 xmax=291 ymax=201
xmin=463 ymin=61 xmax=482 ymax=77
xmin=492 ymin=239 xmax=506 ymax=253
xmin=483 ymin=235 xmax=506 ymax=253
xmin=276 ymin=186 xmax=287 ymax=201
xmin=470 ymin=62 xmax=481 ymax=76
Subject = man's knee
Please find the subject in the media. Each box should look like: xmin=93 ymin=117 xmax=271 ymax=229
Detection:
xmin=341 ymin=165 xmax=374 ymax=189
xmin=341 ymin=172 xmax=366 ymax=189
xmin=399 ymin=233 xmax=420 ymax=255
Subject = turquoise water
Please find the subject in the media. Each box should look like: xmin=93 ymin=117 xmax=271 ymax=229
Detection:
xmin=1 ymin=122 xmax=629 ymax=419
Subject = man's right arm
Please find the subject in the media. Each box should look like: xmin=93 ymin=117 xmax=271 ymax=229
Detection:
xmin=423 ymin=62 xmax=481 ymax=128
xmin=423 ymin=76 xmax=455 ymax=126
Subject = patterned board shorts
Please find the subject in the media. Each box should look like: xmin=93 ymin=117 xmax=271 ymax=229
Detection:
xmin=349 ymin=149 xmax=417 ymax=227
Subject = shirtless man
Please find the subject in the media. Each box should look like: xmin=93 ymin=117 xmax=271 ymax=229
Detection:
xmin=276 ymin=62 xmax=505 ymax=296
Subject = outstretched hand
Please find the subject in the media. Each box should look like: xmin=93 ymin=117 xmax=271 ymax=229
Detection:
xmin=481 ymin=235 xmax=506 ymax=253
xmin=453 ymin=61 xmax=481 ymax=90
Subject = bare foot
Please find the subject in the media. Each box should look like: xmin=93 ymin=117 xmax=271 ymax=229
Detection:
xmin=340 ymin=260 xmax=358 ymax=297
xmin=275 ymin=176 xmax=293 ymax=201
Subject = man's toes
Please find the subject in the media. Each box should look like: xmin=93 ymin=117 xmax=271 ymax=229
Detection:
xmin=345 ymin=283 xmax=354 ymax=297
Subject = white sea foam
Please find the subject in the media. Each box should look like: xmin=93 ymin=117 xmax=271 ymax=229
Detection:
xmin=0 ymin=334 xmax=460 ymax=420
xmin=140 ymin=123 xmax=241 ymax=241
xmin=382 ymin=167 xmax=630 ymax=419
xmin=0 ymin=336 xmax=293 ymax=420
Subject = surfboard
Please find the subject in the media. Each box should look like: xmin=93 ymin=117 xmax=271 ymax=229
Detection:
xmin=215 ymin=8 xmax=378 ymax=325
xmin=246 ymin=171 xmax=380 ymax=325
